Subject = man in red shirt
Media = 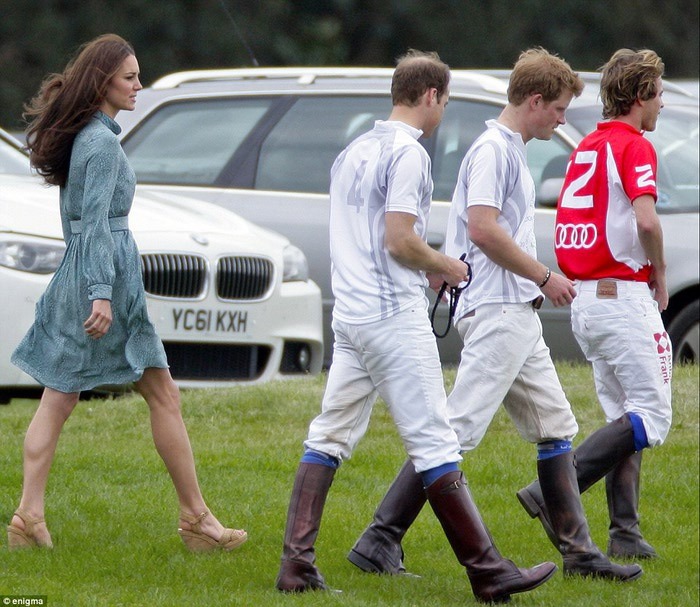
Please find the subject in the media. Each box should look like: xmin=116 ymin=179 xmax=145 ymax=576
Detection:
xmin=517 ymin=49 xmax=672 ymax=560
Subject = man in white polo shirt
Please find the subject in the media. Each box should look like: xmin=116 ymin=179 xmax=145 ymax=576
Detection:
xmin=350 ymin=48 xmax=642 ymax=583
xmin=517 ymin=49 xmax=671 ymax=561
xmin=275 ymin=49 xmax=557 ymax=604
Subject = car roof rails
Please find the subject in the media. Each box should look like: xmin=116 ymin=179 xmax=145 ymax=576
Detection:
xmin=150 ymin=66 xmax=508 ymax=95
xmin=151 ymin=67 xmax=395 ymax=89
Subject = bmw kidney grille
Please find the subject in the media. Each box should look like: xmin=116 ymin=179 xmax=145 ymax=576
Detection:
xmin=140 ymin=253 xmax=273 ymax=300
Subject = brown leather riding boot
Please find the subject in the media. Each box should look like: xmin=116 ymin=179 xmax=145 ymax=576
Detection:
xmin=426 ymin=470 xmax=557 ymax=603
xmin=348 ymin=459 xmax=426 ymax=575
xmin=536 ymin=452 xmax=642 ymax=581
xmin=606 ymin=451 xmax=657 ymax=558
xmin=275 ymin=462 xmax=336 ymax=592
xmin=517 ymin=414 xmax=638 ymax=549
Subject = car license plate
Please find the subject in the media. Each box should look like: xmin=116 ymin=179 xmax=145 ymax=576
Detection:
xmin=172 ymin=308 xmax=249 ymax=333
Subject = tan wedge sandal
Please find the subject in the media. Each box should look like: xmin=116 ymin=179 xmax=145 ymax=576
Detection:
xmin=7 ymin=508 xmax=54 ymax=550
xmin=178 ymin=510 xmax=247 ymax=552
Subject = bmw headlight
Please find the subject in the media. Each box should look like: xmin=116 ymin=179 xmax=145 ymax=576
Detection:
xmin=0 ymin=236 xmax=65 ymax=274
xmin=283 ymin=244 xmax=309 ymax=282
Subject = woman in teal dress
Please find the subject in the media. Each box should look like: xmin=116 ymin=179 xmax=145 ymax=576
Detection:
xmin=8 ymin=34 xmax=246 ymax=553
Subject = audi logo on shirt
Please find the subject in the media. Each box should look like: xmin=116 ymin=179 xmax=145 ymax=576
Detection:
xmin=555 ymin=223 xmax=598 ymax=249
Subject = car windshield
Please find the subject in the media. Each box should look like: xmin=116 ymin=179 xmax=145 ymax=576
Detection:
xmin=566 ymin=105 xmax=699 ymax=213
xmin=123 ymin=98 xmax=275 ymax=184
xmin=0 ymin=132 xmax=31 ymax=175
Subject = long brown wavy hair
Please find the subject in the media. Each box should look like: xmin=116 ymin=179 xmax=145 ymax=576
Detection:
xmin=599 ymin=49 xmax=665 ymax=119
xmin=24 ymin=34 xmax=135 ymax=187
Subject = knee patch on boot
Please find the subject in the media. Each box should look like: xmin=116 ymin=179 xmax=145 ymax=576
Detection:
xmin=421 ymin=462 xmax=459 ymax=488
xmin=537 ymin=440 xmax=572 ymax=460
xmin=627 ymin=413 xmax=649 ymax=451
xmin=301 ymin=449 xmax=340 ymax=469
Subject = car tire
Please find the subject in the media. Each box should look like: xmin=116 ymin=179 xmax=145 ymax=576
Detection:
xmin=668 ymin=300 xmax=700 ymax=364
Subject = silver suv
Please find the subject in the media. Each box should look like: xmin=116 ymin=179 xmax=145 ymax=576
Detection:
xmin=116 ymin=68 xmax=699 ymax=365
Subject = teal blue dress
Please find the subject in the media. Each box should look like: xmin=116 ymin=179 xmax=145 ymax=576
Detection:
xmin=12 ymin=111 xmax=168 ymax=393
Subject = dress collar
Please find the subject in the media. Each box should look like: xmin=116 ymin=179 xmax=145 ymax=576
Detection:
xmin=93 ymin=111 xmax=122 ymax=135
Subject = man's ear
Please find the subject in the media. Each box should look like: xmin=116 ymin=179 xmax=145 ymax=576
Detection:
xmin=529 ymin=93 xmax=543 ymax=109
xmin=425 ymin=87 xmax=438 ymax=106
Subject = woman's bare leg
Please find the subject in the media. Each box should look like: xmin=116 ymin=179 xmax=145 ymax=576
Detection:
xmin=135 ymin=367 xmax=229 ymax=539
xmin=11 ymin=387 xmax=80 ymax=541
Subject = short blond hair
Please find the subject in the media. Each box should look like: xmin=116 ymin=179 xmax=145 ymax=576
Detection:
xmin=508 ymin=47 xmax=583 ymax=105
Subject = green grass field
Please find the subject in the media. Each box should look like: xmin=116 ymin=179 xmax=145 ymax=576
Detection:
xmin=1 ymin=363 xmax=697 ymax=607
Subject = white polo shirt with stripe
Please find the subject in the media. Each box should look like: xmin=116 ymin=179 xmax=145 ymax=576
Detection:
xmin=445 ymin=119 xmax=541 ymax=320
xmin=329 ymin=120 xmax=432 ymax=325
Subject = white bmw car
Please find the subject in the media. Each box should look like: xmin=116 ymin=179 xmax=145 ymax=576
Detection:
xmin=0 ymin=127 xmax=323 ymax=402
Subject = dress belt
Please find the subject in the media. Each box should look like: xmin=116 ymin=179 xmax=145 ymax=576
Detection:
xmin=70 ymin=216 xmax=129 ymax=234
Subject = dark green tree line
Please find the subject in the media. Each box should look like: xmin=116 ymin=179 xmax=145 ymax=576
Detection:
xmin=1 ymin=0 xmax=697 ymax=129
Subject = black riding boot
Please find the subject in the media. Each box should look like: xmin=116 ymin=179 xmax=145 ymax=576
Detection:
xmin=517 ymin=413 xmax=638 ymax=549
xmin=276 ymin=463 xmax=336 ymax=592
xmin=348 ymin=459 xmax=427 ymax=574
xmin=427 ymin=471 xmax=557 ymax=603
xmin=535 ymin=452 xmax=642 ymax=581
xmin=606 ymin=451 xmax=657 ymax=558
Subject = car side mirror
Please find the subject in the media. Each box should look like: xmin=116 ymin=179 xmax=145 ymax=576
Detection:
xmin=537 ymin=177 xmax=564 ymax=208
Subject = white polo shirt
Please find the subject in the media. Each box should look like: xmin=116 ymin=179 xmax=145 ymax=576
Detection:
xmin=445 ymin=119 xmax=541 ymax=319
xmin=329 ymin=120 xmax=432 ymax=324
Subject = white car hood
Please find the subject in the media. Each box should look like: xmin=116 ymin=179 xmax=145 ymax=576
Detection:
xmin=0 ymin=173 xmax=287 ymax=248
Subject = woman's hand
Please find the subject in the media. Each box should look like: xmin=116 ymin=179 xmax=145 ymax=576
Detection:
xmin=84 ymin=299 xmax=112 ymax=339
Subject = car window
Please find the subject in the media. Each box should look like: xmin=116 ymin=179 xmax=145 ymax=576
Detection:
xmin=430 ymin=99 xmax=573 ymax=204
xmin=651 ymin=107 xmax=699 ymax=211
xmin=255 ymin=96 xmax=389 ymax=193
xmin=123 ymin=98 xmax=274 ymax=184
xmin=431 ymin=99 xmax=502 ymax=201
xmin=526 ymin=136 xmax=574 ymax=206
